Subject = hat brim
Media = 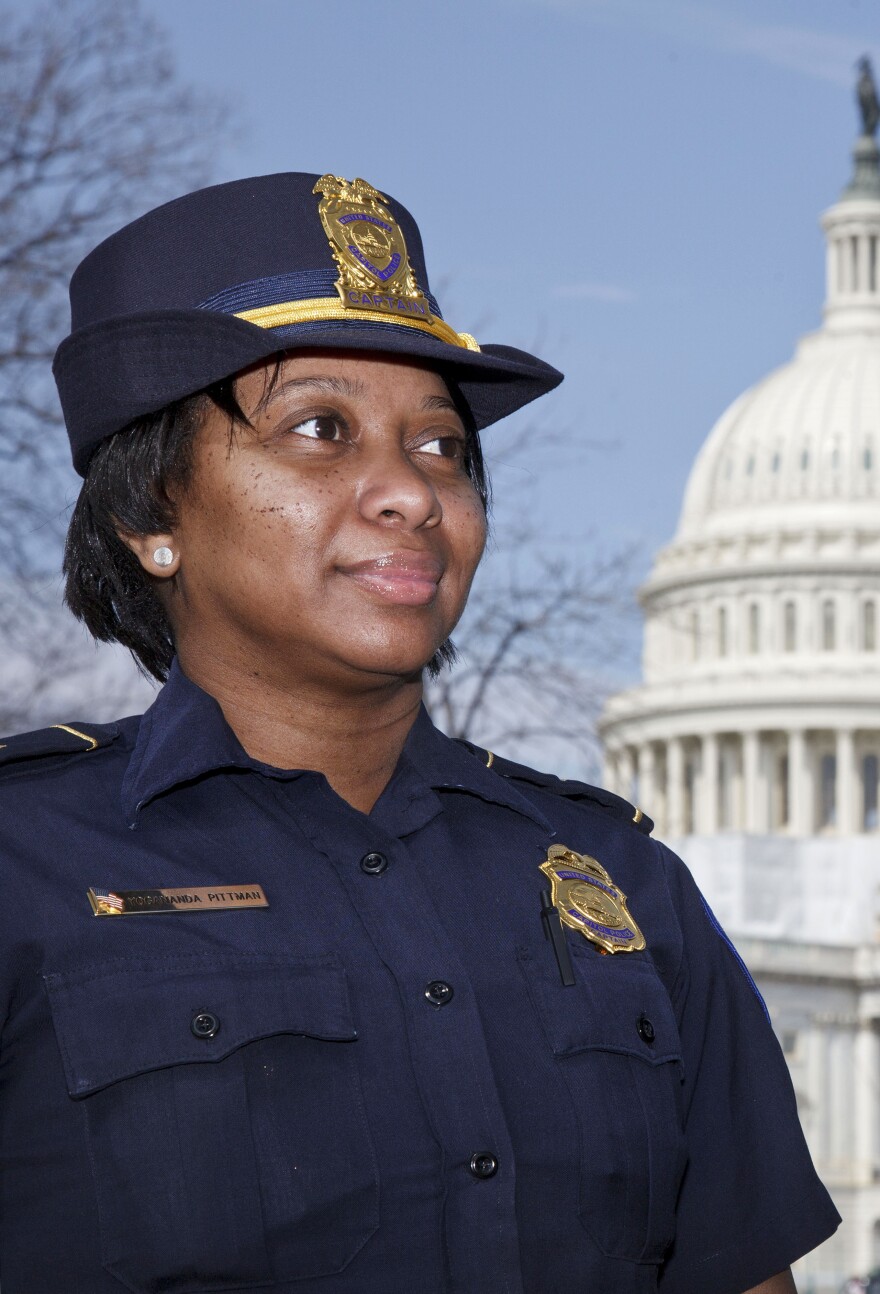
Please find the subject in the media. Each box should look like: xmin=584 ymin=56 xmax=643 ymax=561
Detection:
xmin=54 ymin=309 xmax=564 ymax=476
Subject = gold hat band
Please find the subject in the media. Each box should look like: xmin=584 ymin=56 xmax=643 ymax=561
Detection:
xmin=234 ymin=295 xmax=480 ymax=352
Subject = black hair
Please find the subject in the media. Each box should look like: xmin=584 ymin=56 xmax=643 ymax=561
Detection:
xmin=64 ymin=367 xmax=490 ymax=683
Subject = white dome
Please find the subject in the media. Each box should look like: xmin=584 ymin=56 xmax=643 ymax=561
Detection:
xmin=677 ymin=331 xmax=880 ymax=542
xmin=600 ymin=127 xmax=880 ymax=848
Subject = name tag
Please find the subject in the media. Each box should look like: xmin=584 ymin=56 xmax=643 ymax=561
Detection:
xmin=87 ymin=886 xmax=268 ymax=916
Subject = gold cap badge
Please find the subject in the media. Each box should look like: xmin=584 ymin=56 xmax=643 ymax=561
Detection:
xmin=539 ymin=845 xmax=646 ymax=954
xmin=314 ymin=174 xmax=432 ymax=322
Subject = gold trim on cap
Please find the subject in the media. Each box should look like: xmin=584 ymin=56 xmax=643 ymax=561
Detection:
xmin=484 ymin=750 xmax=495 ymax=769
xmin=50 ymin=723 xmax=99 ymax=752
xmin=632 ymin=806 xmax=643 ymax=824
xmin=234 ymin=295 xmax=481 ymax=352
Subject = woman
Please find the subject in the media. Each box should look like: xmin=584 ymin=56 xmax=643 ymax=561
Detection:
xmin=0 ymin=172 xmax=838 ymax=1292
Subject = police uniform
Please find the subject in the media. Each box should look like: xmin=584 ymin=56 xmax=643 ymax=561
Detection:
xmin=1 ymin=172 xmax=840 ymax=1290
xmin=0 ymin=663 xmax=839 ymax=1292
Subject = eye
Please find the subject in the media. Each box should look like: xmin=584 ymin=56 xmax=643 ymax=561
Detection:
xmin=418 ymin=434 xmax=466 ymax=460
xmin=290 ymin=415 xmax=343 ymax=441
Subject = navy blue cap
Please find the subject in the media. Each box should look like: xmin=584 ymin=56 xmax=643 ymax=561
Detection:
xmin=53 ymin=173 xmax=564 ymax=475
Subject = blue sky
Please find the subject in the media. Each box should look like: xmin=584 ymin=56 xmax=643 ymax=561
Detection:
xmin=139 ymin=0 xmax=879 ymax=656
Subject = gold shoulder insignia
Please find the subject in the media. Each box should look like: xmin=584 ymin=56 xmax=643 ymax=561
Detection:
xmin=0 ymin=722 xmax=117 ymax=768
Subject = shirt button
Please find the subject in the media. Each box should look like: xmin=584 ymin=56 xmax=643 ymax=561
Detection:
xmin=191 ymin=1011 xmax=220 ymax=1040
xmin=360 ymin=851 xmax=388 ymax=875
xmin=469 ymin=1151 xmax=498 ymax=1180
xmin=424 ymin=980 xmax=454 ymax=1007
xmin=638 ymin=1014 xmax=656 ymax=1044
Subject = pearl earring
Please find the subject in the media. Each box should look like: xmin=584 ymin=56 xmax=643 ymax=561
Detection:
xmin=153 ymin=546 xmax=174 ymax=568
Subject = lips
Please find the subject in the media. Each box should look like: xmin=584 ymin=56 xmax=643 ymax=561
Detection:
xmin=339 ymin=551 xmax=444 ymax=606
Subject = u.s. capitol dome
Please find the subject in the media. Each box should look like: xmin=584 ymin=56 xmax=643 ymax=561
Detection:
xmin=600 ymin=83 xmax=880 ymax=1291
xmin=602 ymin=123 xmax=880 ymax=848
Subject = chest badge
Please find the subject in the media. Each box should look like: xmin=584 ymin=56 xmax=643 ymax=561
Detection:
xmin=539 ymin=845 xmax=646 ymax=954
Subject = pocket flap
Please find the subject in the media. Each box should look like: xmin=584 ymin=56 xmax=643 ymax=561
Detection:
xmin=44 ymin=954 xmax=356 ymax=1096
xmin=519 ymin=947 xmax=681 ymax=1064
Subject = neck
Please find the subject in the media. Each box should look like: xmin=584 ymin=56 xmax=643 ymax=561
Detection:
xmin=175 ymin=648 xmax=425 ymax=814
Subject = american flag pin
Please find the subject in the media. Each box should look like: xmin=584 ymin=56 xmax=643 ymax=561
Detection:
xmin=87 ymin=888 xmax=126 ymax=916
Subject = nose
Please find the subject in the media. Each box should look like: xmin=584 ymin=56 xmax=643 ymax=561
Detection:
xmin=356 ymin=442 xmax=442 ymax=530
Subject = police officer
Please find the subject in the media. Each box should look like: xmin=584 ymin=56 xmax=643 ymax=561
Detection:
xmin=0 ymin=173 xmax=839 ymax=1292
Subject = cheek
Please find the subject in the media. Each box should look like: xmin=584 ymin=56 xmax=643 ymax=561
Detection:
xmin=449 ymin=492 xmax=488 ymax=575
xmin=193 ymin=460 xmax=332 ymax=570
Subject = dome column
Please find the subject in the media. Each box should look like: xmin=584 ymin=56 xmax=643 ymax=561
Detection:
xmin=836 ymin=728 xmax=858 ymax=834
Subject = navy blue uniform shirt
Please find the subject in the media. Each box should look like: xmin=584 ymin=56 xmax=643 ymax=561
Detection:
xmin=0 ymin=662 xmax=839 ymax=1293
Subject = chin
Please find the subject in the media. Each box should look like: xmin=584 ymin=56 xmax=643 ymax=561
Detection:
xmin=335 ymin=618 xmax=454 ymax=679
xmin=340 ymin=636 xmax=448 ymax=683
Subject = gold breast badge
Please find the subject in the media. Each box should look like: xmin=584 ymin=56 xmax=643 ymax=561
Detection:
xmin=539 ymin=845 xmax=646 ymax=954
xmin=313 ymin=174 xmax=432 ymax=321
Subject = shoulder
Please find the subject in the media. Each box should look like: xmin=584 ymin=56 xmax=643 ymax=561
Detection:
xmin=454 ymin=739 xmax=653 ymax=836
xmin=0 ymin=720 xmax=131 ymax=782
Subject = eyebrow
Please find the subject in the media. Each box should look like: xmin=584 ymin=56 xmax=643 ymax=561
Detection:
xmin=259 ymin=375 xmax=462 ymax=417
xmin=421 ymin=394 xmax=461 ymax=414
xmin=260 ymin=374 xmax=367 ymax=408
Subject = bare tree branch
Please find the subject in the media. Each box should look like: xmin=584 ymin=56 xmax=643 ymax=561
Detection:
xmin=0 ymin=0 xmax=232 ymax=728
xmin=426 ymin=430 xmax=639 ymax=777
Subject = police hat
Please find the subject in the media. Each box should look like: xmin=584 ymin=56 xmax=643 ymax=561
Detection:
xmin=53 ymin=172 xmax=564 ymax=476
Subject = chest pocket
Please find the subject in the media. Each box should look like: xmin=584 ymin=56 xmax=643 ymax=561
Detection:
xmin=44 ymin=954 xmax=379 ymax=1293
xmin=519 ymin=944 xmax=685 ymax=1264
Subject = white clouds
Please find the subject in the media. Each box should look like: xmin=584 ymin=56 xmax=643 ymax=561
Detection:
xmin=687 ymin=9 xmax=869 ymax=87
xmin=553 ymin=280 xmax=636 ymax=303
xmin=512 ymin=0 xmax=877 ymax=88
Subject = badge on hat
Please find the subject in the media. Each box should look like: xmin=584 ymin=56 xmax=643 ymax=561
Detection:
xmin=314 ymin=174 xmax=432 ymax=321
xmin=539 ymin=845 xmax=646 ymax=954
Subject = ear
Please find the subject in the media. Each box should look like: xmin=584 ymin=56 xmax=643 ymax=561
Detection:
xmin=117 ymin=530 xmax=181 ymax=579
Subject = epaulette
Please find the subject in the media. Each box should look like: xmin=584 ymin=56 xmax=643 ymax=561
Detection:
xmin=456 ymin=740 xmax=653 ymax=835
xmin=0 ymin=722 xmax=120 ymax=770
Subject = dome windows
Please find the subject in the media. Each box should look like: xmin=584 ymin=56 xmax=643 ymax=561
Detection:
xmin=797 ymin=450 xmax=812 ymax=499
xmin=654 ymin=589 xmax=880 ymax=664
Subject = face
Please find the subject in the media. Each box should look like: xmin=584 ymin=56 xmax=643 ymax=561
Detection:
xmin=136 ymin=351 xmax=487 ymax=693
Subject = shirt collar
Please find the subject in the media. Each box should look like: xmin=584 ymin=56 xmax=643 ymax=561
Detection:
xmin=121 ymin=661 xmax=551 ymax=834
xmin=401 ymin=705 xmax=553 ymax=833
xmin=121 ymin=659 xmax=304 ymax=826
